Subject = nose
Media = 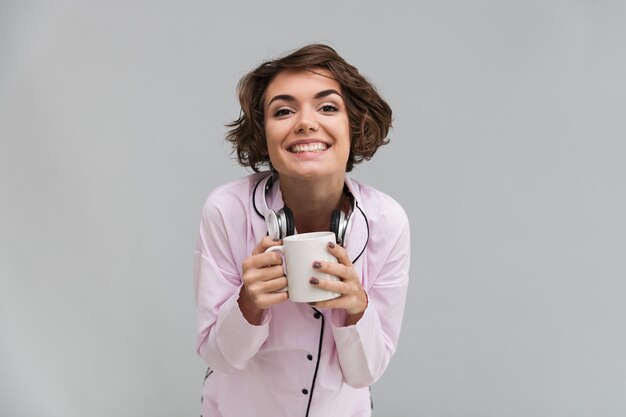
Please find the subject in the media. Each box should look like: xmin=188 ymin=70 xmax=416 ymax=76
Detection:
xmin=293 ymin=109 xmax=319 ymax=134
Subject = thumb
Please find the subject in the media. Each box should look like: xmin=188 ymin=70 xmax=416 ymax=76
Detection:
xmin=252 ymin=235 xmax=283 ymax=255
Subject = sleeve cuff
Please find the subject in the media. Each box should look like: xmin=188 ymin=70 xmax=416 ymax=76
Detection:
xmin=215 ymin=287 xmax=271 ymax=369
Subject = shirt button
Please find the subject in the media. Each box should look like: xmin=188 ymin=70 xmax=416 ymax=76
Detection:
xmin=307 ymin=354 xmax=313 ymax=361
xmin=314 ymin=312 xmax=321 ymax=319
xmin=302 ymin=389 xmax=309 ymax=395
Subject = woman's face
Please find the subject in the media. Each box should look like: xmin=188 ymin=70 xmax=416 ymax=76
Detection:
xmin=263 ymin=69 xmax=350 ymax=182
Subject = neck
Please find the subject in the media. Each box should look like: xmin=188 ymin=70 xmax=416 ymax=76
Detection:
xmin=278 ymin=175 xmax=346 ymax=234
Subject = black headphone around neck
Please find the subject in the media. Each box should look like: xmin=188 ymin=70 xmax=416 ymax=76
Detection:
xmin=253 ymin=174 xmax=355 ymax=246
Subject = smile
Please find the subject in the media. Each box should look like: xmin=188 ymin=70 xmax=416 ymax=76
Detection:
xmin=288 ymin=142 xmax=330 ymax=153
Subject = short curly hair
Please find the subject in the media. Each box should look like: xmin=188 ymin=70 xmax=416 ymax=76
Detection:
xmin=226 ymin=44 xmax=392 ymax=172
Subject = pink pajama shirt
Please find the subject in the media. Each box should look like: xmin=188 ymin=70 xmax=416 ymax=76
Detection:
xmin=194 ymin=173 xmax=410 ymax=417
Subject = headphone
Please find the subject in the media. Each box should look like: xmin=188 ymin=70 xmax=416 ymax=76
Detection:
xmin=253 ymin=174 xmax=355 ymax=246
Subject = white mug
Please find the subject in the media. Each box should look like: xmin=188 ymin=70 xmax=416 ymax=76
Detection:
xmin=265 ymin=231 xmax=341 ymax=303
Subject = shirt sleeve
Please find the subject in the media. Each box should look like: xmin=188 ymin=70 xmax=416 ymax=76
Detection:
xmin=330 ymin=211 xmax=410 ymax=388
xmin=194 ymin=192 xmax=271 ymax=372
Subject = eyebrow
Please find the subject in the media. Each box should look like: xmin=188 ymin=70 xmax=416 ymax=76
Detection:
xmin=266 ymin=89 xmax=342 ymax=107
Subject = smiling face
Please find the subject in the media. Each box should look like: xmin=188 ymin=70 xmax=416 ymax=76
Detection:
xmin=263 ymin=69 xmax=350 ymax=182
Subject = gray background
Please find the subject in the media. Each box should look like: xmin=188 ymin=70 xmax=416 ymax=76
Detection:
xmin=1 ymin=1 xmax=625 ymax=416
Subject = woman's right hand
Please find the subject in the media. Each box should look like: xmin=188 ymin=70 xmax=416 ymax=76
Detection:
xmin=237 ymin=236 xmax=289 ymax=325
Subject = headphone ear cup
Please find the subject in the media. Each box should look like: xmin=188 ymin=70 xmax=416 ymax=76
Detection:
xmin=280 ymin=206 xmax=295 ymax=237
xmin=265 ymin=209 xmax=281 ymax=241
xmin=331 ymin=209 xmax=347 ymax=246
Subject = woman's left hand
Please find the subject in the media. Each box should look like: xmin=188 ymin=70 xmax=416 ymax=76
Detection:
xmin=308 ymin=242 xmax=368 ymax=322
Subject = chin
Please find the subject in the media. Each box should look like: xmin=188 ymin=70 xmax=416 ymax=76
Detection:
xmin=272 ymin=154 xmax=348 ymax=180
xmin=280 ymin=167 xmax=345 ymax=182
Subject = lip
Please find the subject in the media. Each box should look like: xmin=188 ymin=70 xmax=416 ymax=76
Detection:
xmin=285 ymin=138 xmax=332 ymax=149
xmin=285 ymin=139 xmax=332 ymax=156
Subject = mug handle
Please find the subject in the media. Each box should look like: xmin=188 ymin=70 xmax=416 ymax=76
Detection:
xmin=264 ymin=246 xmax=288 ymax=292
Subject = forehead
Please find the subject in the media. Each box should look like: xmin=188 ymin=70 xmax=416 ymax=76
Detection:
xmin=264 ymin=69 xmax=342 ymax=103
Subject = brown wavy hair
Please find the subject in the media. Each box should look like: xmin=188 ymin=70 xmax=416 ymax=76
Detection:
xmin=226 ymin=44 xmax=392 ymax=172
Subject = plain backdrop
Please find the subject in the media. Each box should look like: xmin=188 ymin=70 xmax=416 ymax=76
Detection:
xmin=1 ymin=1 xmax=626 ymax=416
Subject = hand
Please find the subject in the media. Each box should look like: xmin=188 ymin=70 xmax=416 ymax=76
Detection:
xmin=238 ymin=236 xmax=289 ymax=324
xmin=307 ymin=242 xmax=368 ymax=324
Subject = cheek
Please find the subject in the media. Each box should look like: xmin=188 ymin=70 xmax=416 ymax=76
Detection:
xmin=263 ymin=123 xmax=284 ymax=163
xmin=263 ymin=123 xmax=278 ymax=147
xmin=339 ymin=122 xmax=351 ymax=148
xmin=340 ymin=115 xmax=350 ymax=139
xmin=264 ymin=119 xmax=287 ymax=142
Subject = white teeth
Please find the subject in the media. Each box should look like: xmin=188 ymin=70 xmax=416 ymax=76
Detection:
xmin=289 ymin=142 xmax=329 ymax=153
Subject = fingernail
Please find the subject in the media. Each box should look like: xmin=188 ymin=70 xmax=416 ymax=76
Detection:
xmin=327 ymin=242 xmax=335 ymax=249
xmin=309 ymin=277 xmax=319 ymax=285
xmin=312 ymin=261 xmax=322 ymax=269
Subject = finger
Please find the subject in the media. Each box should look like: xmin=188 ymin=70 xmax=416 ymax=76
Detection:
xmin=310 ymin=295 xmax=365 ymax=316
xmin=308 ymin=288 xmax=367 ymax=315
xmin=244 ymin=276 xmax=287 ymax=302
xmin=252 ymin=236 xmax=283 ymax=256
xmin=243 ymin=251 xmax=284 ymax=272
xmin=263 ymin=276 xmax=288 ymax=293
xmin=306 ymin=290 xmax=354 ymax=310
xmin=309 ymin=276 xmax=348 ymax=294
xmin=244 ymin=265 xmax=285 ymax=287
xmin=308 ymin=297 xmax=342 ymax=310
xmin=312 ymin=261 xmax=354 ymax=282
xmin=255 ymin=291 xmax=289 ymax=309
xmin=326 ymin=241 xmax=352 ymax=267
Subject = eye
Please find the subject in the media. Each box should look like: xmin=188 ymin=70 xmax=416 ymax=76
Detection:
xmin=273 ymin=108 xmax=293 ymax=117
xmin=319 ymin=104 xmax=338 ymax=113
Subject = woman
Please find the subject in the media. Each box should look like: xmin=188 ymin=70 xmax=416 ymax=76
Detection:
xmin=194 ymin=44 xmax=410 ymax=417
